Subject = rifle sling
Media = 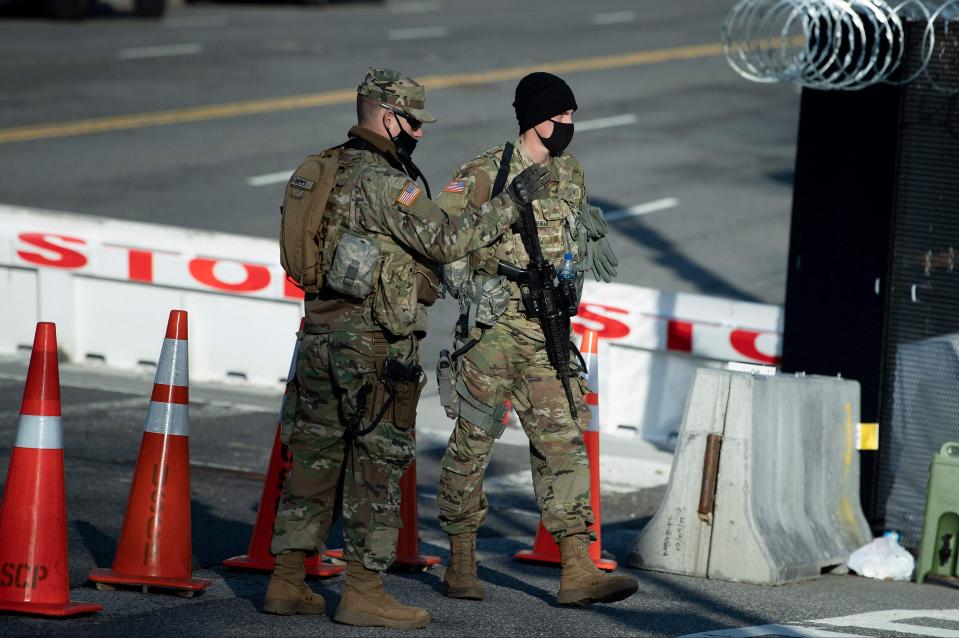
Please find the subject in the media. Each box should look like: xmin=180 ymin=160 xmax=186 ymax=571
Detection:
xmin=490 ymin=142 xmax=514 ymax=198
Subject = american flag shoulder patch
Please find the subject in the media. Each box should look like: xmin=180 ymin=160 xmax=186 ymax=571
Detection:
xmin=443 ymin=180 xmax=466 ymax=194
xmin=395 ymin=181 xmax=422 ymax=207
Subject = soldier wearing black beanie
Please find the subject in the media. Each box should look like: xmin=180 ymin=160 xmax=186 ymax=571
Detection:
xmin=513 ymin=72 xmax=578 ymax=133
xmin=433 ymin=70 xmax=633 ymax=610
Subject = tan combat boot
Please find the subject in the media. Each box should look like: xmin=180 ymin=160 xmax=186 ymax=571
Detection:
xmin=262 ymin=551 xmax=327 ymax=615
xmin=443 ymin=533 xmax=485 ymax=600
xmin=557 ymin=535 xmax=639 ymax=606
xmin=333 ymin=561 xmax=430 ymax=629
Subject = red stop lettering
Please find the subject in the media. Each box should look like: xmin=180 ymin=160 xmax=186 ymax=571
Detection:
xmin=189 ymin=258 xmax=271 ymax=293
xmin=572 ymin=303 xmax=630 ymax=340
xmin=730 ymin=329 xmax=781 ymax=365
xmin=17 ymin=233 xmax=87 ymax=269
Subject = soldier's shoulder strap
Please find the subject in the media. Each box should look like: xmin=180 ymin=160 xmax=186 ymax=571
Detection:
xmin=490 ymin=141 xmax=514 ymax=199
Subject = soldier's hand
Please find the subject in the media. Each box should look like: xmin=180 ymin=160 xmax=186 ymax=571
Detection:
xmin=507 ymin=164 xmax=550 ymax=208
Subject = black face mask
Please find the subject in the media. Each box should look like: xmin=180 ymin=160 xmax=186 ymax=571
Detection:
xmin=385 ymin=113 xmax=419 ymax=159
xmin=392 ymin=127 xmax=418 ymax=158
xmin=537 ymin=120 xmax=574 ymax=156
xmin=386 ymin=116 xmax=431 ymax=198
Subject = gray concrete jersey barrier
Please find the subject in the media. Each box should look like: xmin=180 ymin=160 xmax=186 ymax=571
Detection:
xmin=628 ymin=368 xmax=872 ymax=585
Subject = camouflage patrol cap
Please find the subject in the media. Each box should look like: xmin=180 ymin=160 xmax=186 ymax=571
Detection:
xmin=357 ymin=67 xmax=437 ymax=124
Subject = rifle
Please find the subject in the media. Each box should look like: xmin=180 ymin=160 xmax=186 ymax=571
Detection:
xmin=497 ymin=199 xmax=580 ymax=419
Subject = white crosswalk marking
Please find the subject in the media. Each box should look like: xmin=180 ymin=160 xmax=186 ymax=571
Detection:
xmin=681 ymin=624 xmax=867 ymax=637
xmin=592 ymin=10 xmax=637 ymax=25
xmin=389 ymin=0 xmax=440 ymax=13
xmin=576 ymin=113 xmax=637 ymax=132
xmin=247 ymin=170 xmax=293 ymax=187
xmin=388 ymin=26 xmax=448 ymax=41
xmin=681 ymin=610 xmax=959 ymax=638
xmin=118 ymin=43 xmax=202 ymax=60
xmin=816 ymin=610 xmax=959 ymax=637
xmin=604 ymin=197 xmax=679 ymax=221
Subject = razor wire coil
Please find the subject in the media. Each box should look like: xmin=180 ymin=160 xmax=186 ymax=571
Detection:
xmin=722 ymin=0 xmax=959 ymax=91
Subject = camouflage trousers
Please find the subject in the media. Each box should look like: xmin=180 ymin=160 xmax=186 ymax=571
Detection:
xmin=271 ymin=331 xmax=417 ymax=571
xmin=437 ymin=322 xmax=595 ymax=541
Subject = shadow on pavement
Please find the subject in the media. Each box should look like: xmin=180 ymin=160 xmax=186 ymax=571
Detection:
xmin=591 ymin=196 xmax=763 ymax=303
xmin=478 ymin=563 xmax=554 ymax=604
xmin=191 ymin=491 xmax=261 ymax=569
xmin=591 ymin=570 xmax=774 ymax=635
xmin=398 ymin=545 xmax=556 ymax=606
xmin=74 ymin=520 xmax=118 ymax=571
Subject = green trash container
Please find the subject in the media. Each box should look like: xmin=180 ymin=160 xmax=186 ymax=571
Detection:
xmin=917 ymin=442 xmax=959 ymax=583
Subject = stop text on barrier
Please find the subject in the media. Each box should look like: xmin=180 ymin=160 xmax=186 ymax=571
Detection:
xmin=14 ymin=232 xmax=304 ymax=302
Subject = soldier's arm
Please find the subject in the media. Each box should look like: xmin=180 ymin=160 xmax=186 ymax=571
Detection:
xmin=435 ymin=163 xmax=498 ymax=296
xmin=573 ymin=159 xmax=587 ymax=210
xmin=356 ymin=164 xmax=517 ymax=265
xmin=435 ymin=160 xmax=494 ymax=216
xmin=557 ymin=153 xmax=587 ymax=211
xmin=574 ymin=158 xmax=588 ymax=211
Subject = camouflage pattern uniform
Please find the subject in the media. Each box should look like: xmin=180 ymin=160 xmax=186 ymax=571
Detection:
xmin=272 ymin=68 xmax=522 ymax=571
xmin=436 ymin=137 xmax=595 ymax=542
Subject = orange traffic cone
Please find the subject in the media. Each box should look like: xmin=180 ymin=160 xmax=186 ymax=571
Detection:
xmin=514 ymin=329 xmax=616 ymax=571
xmin=89 ymin=310 xmax=210 ymax=594
xmin=223 ymin=319 xmax=343 ymax=578
xmin=0 ymin=323 xmax=102 ymax=617
xmin=392 ymin=442 xmax=440 ymax=571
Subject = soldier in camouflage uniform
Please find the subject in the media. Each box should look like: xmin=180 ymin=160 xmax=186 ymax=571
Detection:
xmin=264 ymin=68 xmax=551 ymax=628
xmin=435 ymin=72 xmax=636 ymax=606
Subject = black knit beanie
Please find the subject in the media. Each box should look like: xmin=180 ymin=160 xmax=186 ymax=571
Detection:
xmin=513 ymin=72 xmax=578 ymax=133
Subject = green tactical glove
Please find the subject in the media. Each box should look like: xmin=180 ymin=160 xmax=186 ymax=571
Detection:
xmin=581 ymin=202 xmax=609 ymax=239
xmin=508 ymin=164 xmax=550 ymax=208
xmin=579 ymin=203 xmax=619 ymax=283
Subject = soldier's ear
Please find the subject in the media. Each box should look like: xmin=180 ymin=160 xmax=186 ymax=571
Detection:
xmin=382 ymin=109 xmax=397 ymax=133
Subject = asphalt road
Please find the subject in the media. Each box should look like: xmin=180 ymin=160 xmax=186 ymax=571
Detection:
xmin=7 ymin=2 xmax=953 ymax=636
xmin=1 ymin=359 xmax=958 ymax=636
xmin=0 ymin=0 xmax=799 ymax=374
xmin=0 ymin=0 xmax=797 ymax=303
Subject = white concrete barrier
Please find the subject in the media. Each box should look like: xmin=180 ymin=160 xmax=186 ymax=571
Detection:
xmin=628 ymin=368 xmax=872 ymax=585
xmin=0 ymin=205 xmax=302 ymax=387
xmin=1 ymin=204 xmax=783 ymax=439
xmin=575 ymin=282 xmax=782 ymax=445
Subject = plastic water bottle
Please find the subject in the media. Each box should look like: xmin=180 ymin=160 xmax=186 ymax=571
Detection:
xmin=557 ymin=252 xmax=578 ymax=316
xmin=558 ymin=252 xmax=576 ymax=282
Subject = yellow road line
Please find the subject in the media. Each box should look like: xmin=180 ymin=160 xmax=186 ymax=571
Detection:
xmin=0 ymin=42 xmax=722 ymax=145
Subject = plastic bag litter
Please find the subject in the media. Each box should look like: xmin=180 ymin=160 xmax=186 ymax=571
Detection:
xmin=848 ymin=535 xmax=915 ymax=581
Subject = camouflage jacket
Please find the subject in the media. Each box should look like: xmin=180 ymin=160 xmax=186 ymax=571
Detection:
xmin=438 ymin=136 xmax=587 ymax=341
xmin=305 ymin=126 xmax=519 ymax=337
